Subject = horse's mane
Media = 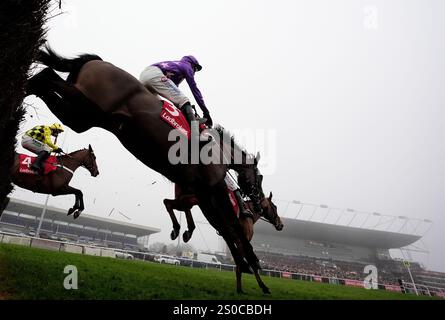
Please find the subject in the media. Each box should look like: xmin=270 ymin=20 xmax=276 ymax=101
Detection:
xmin=68 ymin=148 xmax=88 ymax=155
xmin=214 ymin=125 xmax=252 ymax=160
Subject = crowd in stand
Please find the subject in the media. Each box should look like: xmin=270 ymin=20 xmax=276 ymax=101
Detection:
xmin=256 ymin=251 xmax=414 ymax=285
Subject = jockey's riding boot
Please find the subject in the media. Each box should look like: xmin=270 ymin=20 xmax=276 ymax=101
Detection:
xmin=31 ymin=151 xmax=50 ymax=175
xmin=181 ymin=102 xmax=206 ymax=126
xmin=234 ymin=190 xmax=254 ymax=219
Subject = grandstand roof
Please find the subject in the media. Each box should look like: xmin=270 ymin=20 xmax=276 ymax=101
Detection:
xmin=4 ymin=198 xmax=160 ymax=237
xmin=255 ymin=217 xmax=421 ymax=249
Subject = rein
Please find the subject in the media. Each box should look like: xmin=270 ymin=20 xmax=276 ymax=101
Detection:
xmin=57 ymin=151 xmax=93 ymax=174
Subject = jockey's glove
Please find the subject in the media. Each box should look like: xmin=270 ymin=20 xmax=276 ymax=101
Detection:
xmin=54 ymin=148 xmax=64 ymax=154
xmin=204 ymin=112 xmax=213 ymax=127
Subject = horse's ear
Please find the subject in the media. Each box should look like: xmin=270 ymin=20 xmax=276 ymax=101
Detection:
xmin=269 ymin=191 xmax=273 ymax=200
xmin=88 ymin=144 xmax=93 ymax=152
xmin=255 ymin=151 xmax=261 ymax=163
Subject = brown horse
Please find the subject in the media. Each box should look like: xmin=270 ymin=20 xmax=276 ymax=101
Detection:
xmin=163 ymin=184 xmax=283 ymax=293
xmin=163 ymin=152 xmax=283 ymax=294
xmin=236 ymin=195 xmax=283 ymax=294
xmin=164 ymin=126 xmax=262 ymax=242
xmin=27 ymin=46 xmax=261 ymax=275
xmin=11 ymin=145 xmax=99 ymax=219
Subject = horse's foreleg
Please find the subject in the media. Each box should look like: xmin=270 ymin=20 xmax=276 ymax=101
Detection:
xmin=183 ymin=208 xmax=196 ymax=243
xmin=75 ymin=190 xmax=85 ymax=219
xmin=52 ymin=186 xmax=84 ymax=219
xmin=28 ymin=68 xmax=98 ymax=133
xmin=163 ymin=199 xmax=180 ymax=240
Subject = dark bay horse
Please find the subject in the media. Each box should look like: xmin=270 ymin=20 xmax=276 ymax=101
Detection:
xmin=164 ymin=185 xmax=283 ymax=293
xmin=236 ymin=195 xmax=283 ymax=294
xmin=11 ymin=145 xmax=99 ymax=219
xmin=162 ymin=146 xmax=283 ymax=293
xmin=27 ymin=46 xmax=261 ymax=274
xmin=164 ymin=126 xmax=262 ymax=242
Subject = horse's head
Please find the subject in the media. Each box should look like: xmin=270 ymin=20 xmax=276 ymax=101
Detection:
xmin=238 ymin=152 xmax=263 ymax=213
xmin=80 ymin=145 xmax=99 ymax=177
xmin=260 ymin=192 xmax=283 ymax=231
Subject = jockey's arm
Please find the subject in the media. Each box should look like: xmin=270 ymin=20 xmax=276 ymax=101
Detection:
xmin=184 ymin=70 xmax=210 ymax=116
xmin=43 ymin=127 xmax=59 ymax=151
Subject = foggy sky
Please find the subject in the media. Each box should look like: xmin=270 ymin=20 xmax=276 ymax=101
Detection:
xmin=11 ymin=0 xmax=445 ymax=271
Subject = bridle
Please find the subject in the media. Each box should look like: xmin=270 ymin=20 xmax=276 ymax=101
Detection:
xmin=217 ymin=134 xmax=263 ymax=213
xmin=258 ymin=197 xmax=280 ymax=227
xmin=58 ymin=150 xmax=96 ymax=174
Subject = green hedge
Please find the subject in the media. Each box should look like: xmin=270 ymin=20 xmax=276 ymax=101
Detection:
xmin=0 ymin=0 xmax=52 ymax=205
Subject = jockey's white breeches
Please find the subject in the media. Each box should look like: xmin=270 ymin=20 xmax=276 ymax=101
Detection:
xmin=139 ymin=66 xmax=190 ymax=108
xmin=21 ymin=135 xmax=51 ymax=154
xmin=225 ymin=173 xmax=239 ymax=192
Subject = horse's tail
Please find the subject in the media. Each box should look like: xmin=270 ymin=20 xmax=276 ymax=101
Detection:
xmin=37 ymin=45 xmax=102 ymax=83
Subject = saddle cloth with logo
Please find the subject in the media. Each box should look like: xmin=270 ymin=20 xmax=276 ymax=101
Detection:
xmin=160 ymin=101 xmax=207 ymax=140
xmin=19 ymin=154 xmax=58 ymax=175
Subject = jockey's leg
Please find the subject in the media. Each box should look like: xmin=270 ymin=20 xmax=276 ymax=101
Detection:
xmin=234 ymin=189 xmax=254 ymax=219
xmin=140 ymin=66 xmax=206 ymax=125
xmin=180 ymin=102 xmax=197 ymax=124
xmin=180 ymin=102 xmax=207 ymax=125
xmin=31 ymin=151 xmax=50 ymax=175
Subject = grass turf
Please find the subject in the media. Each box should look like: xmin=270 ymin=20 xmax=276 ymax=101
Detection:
xmin=0 ymin=243 xmax=434 ymax=300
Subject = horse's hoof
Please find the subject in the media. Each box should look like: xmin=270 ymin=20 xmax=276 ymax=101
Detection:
xmin=74 ymin=210 xmax=82 ymax=219
xmin=67 ymin=208 xmax=75 ymax=216
xmin=183 ymin=231 xmax=192 ymax=243
xmin=262 ymin=287 xmax=271 ymax=295
xmin=170 ymin=229 xmax=179 ymax=240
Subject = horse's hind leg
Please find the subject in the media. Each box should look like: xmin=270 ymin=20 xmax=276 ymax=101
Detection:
xmin=27 ymin=68 xmax=100 ymax=133
xmin=163 ymin=199 xmax=181 ymax=240
xmin=254 ymin=270 xmax=271 ymax=294
xmin=236 ymin=265 xmax=244 ymax=294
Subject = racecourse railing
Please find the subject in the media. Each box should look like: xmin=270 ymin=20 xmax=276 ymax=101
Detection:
xmin=1 ymin=231 xmax=444 ymax=299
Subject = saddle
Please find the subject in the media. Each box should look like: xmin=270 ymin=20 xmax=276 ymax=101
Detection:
xmin=160 ymin=101 xmax=207 ymax=140
xmin=19 ymin=154 xmax=58 ymax=175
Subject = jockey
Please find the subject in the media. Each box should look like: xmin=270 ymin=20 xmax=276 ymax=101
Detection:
xmin=139 ymin=55 xmax=213 ymax=128
xmin=21 ymin=123 xmax=65 ymax=174
xmin=225 ymin=173 xmax=254 ymax=219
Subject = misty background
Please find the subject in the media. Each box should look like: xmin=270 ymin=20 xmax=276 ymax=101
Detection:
xmin=10 ymin=0 xmax=445 ymax=271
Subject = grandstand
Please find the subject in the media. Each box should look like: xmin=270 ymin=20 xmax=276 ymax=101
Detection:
xmin=250 ymin=205 xmax=445 ymax=293
xmin=0 ymin=197 xmax=160 ymax=251
xmin=2 ymin=197 xmax=444 ymax=296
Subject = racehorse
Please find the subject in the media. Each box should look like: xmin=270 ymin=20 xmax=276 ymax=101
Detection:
xmin=163 ymin=141 xmax=283 ymax=293
xmin=26 ymin=46 xmax=262 ymax=275
xmin=164 ymin=126 xmax=262 ymax=242
xmin=236 ymin=195 xmax=282 ymax=294
xmin=163 ymin=183 xmax=283 ymax=293
xmin=11 ymin=145 xmax=99 ymax=219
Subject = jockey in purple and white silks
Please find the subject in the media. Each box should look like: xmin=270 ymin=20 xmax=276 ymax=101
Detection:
xmin=139 ymin=56 xmax=213 ymax=127
xmin=225 ymin=172 xmax=254 ymax=219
